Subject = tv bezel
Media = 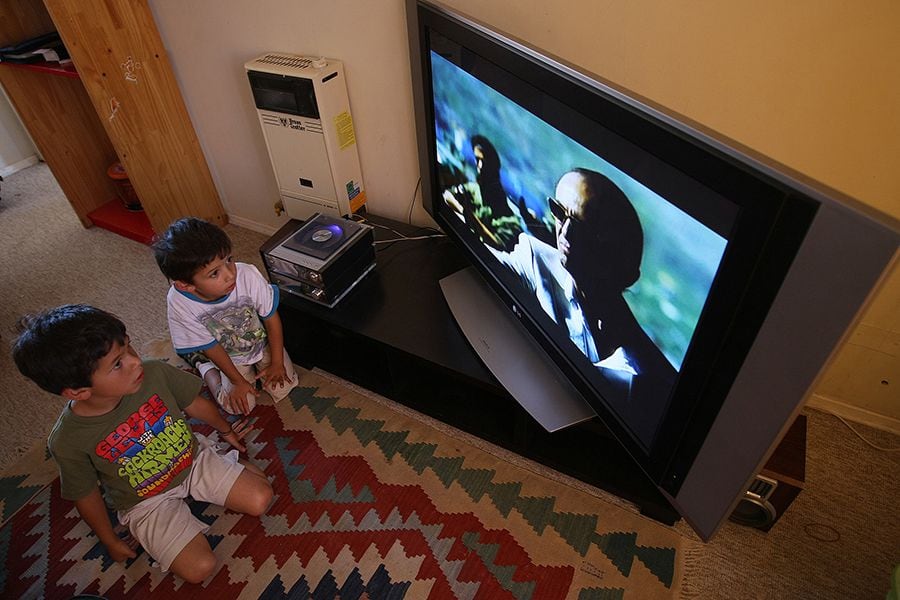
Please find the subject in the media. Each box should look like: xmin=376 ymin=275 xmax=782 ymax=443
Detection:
xmin=406 ymin=0 xmax=899 ymax=539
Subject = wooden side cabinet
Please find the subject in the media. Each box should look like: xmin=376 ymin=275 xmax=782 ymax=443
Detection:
xmin=0 ymin=0 xmax=226 ymax=233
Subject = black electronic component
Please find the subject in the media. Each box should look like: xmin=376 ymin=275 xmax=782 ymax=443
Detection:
xmin=261 ymin=213 xmax=375 ymax=308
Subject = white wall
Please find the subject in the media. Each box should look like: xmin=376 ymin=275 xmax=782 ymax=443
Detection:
xmin=150 ymin=0 xmax=899 ymax=425
xmin=0 ymin=88 xmax=38 ymax=177
xmin=149 ymin=0 xmax=422 ymax=234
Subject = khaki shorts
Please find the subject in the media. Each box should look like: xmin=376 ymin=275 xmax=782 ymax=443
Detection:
xmin=117 ymin=435 xmax=244 ymax=572
xmin=199 ymin=346 xmax=300 ymax=414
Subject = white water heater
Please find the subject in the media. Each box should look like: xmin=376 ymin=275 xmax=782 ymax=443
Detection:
xmin=245 ymin=52 xmax=367 ymax=220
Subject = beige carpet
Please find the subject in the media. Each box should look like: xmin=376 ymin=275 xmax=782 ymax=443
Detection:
xmin=1 ymin=162 xmax=898 ymax=599
xmin=0 ymin=162 xmax=267 ymax=470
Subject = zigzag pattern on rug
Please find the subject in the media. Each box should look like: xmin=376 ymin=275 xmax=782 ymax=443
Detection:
xmin=0 ymin=376 xmax=683 ymax=599
xmin=292 ymin=386 xmax=676 ymax=587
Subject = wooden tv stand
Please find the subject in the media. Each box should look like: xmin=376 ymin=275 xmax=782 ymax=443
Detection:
xmin=266 ymin=213 xmax=681 ymax=524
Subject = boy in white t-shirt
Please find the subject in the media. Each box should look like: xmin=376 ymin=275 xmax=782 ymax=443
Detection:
xmin=152 ymin=217 xmax=300 ymax=415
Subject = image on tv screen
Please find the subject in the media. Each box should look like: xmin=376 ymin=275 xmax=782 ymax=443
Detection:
xmin=430 ymin=48 xmax=731 ymax=446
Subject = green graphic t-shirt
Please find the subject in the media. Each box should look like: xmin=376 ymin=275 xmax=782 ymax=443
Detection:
xmin=48 ymin=360 xmax=202 ymax=511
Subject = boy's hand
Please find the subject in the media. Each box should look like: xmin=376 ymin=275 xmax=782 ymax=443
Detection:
xmin=76 ymin=488 xmax=138 ymax=565
xmin=257 ymin=361 xmax=289 ymax=391
xmin=224 ymin=377 xmax=258 ymax=415
xmin=106 ymin=532 xmax=138 ymax=562
xmin=219 ymin=417 xmax=253 ymax=453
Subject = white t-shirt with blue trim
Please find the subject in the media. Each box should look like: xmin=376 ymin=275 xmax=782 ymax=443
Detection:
xmin=166 ymin=262 xmax=279 ymax=369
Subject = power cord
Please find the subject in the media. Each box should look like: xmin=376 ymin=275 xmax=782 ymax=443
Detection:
xmin=350 ymin=212 xmax=445 ymax=251
xmin=373 ymin=233 xmax=444 ymax=245
xmin=827 ymin=411 xmax=900 ymax=452
xmin=407 ymin=176 xmax=422 ymax=224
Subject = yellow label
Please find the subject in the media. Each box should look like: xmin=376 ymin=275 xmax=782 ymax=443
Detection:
xmin=334 ymin=111 xmax=357 ymax=149
xmin=350 ymin=190 xmax=368 ymax=211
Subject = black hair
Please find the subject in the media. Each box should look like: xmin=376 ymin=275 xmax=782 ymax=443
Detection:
xmin=151 ymin=217 xmax=232 ymax=283
xmin=567 ymin=168 xmax=644 ymax=295
xmin=12 ymin=304 xmax=127 ymax=395
xmin=471 ymin=135 xmax=500 ymax=172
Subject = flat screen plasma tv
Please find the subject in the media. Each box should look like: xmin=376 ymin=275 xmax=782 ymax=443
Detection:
xmin=406 ymin=0 xmax=899 ymax=540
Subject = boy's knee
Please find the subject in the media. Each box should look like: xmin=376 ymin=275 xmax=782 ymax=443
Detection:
xmin=247 ymin=482 xmax=274 ymax=517
xmin=184 ymin=561 xmax=217 ymax=585
xmin=176 ymin=550 xmax=217 ymax=584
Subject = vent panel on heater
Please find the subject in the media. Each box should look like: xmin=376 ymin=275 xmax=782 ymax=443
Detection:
xmin=258 ymin=54 xmax=313 ymax=69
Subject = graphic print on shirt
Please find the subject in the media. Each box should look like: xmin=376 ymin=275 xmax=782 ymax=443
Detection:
xmin=202 ymin=299 xmax=267 ymax=361
xmin=95 ymin=394 xmax=193 ymax=498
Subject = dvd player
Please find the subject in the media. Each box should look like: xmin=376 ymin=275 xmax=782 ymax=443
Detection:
xmin=261 ymin=213 xmax=375 ymax=307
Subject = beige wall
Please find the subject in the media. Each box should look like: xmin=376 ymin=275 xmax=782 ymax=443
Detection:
xmin=149 ymin=0 xmax=899 ymax=427
xmin=0 ymin=88 xmax=38 ymax=176
xmin=148 ymin=0 xmax=421 ymax=232
xmin=811 ymin=267 xmax=899 ymax=431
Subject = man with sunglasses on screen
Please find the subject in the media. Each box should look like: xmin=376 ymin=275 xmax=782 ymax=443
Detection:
xmin=487 ymin=168 xmax=676 ymax=406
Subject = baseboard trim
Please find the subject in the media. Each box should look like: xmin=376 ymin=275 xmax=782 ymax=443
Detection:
xmin=807 ymin=393 xmax=900 ymax=435
xmin=227 ymin=214 xmax=280 ymax=236
xmin=0 ymin=155 xmax=39 ymax=178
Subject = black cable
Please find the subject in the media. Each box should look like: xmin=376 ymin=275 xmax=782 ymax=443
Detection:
xmin=407 ymin=177 xmax=422 ymax=224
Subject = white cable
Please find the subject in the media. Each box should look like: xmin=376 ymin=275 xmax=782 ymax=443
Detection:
xmin=374 ymin=233 xmax=445 ymax=244
xmin=830 ymin=412 xmax=900 ymax=452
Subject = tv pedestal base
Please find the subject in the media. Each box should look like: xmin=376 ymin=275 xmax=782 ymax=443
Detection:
xmin=267 ymin=213 xmax=681 ymax=525
xmin=440 ymin=266 xmax=597 ymax=432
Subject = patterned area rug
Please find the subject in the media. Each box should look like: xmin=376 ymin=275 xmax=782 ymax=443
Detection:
xmin=0 ymin=362 xmax=689 ymax=599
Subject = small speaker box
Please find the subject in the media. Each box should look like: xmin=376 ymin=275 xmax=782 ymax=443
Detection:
xmin=730 ymin=414 xmax=806 ymax=531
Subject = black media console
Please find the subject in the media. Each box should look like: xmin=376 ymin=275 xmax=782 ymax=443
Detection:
xmin=263 ymin=213 xmax=680 ymax=525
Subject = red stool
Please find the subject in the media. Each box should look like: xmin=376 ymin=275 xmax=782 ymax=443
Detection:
xmin=107 ymin=161 xmax=142 ymax=211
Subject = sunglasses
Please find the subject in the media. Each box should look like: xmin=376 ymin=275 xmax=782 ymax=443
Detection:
xmin=548 ymin=196 xmax=576 ymax=224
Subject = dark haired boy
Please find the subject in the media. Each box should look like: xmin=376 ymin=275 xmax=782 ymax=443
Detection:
xmin=152 ymin=217 xmax=299 ymax=416
xmin=12 ymin=304 xmax=273 ymax=583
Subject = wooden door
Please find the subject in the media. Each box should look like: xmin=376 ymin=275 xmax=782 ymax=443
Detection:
xmin=43 ymin=0 xmax=227 ymax=233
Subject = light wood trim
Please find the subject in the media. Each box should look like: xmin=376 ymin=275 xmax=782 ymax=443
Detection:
xmin=0 ymin=66 xmax=119 ymax=225
xmin=44 ymin=0 xmax=227 ymax=233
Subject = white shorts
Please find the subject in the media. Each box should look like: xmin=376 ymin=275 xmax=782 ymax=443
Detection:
xmin=117 ymin=435 xmax=244 ymax=572
xmin=199 ymin=346 xmax=300 ymax=414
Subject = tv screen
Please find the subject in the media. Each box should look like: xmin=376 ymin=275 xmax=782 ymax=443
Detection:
xmin=407 ymin=0 xmax=899 ymax=539
xmin=430 ymin=47 xmax=737 ymax=451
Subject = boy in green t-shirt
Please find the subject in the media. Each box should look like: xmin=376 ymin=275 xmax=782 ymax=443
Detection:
xmin=12 ymin=304 xmax=273 ymax=584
